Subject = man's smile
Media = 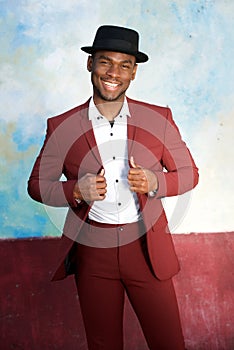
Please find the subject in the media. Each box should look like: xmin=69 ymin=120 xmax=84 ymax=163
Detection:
xmin=102 ymin=80 xmax=121 ymax=90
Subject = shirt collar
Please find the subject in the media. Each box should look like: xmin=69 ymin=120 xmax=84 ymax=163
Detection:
xmin=88 ymin=97 xmax=131 ymax=123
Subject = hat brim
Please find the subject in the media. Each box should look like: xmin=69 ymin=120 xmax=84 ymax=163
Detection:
xmin=81 ymin=46 xmax=148 ymax=63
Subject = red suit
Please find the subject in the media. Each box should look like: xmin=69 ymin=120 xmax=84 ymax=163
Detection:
xmin=28 ymin=97 xmax=198 ymax=349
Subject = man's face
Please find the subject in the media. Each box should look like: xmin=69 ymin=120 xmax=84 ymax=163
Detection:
xmin=87 ymin=51 xmax=137 ymax=104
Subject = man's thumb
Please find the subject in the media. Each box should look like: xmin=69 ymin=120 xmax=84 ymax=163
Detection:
xmin=130 ymin=156 xmax=138 ymax=168
xmin=99 ymin=168 xmax=105 ymax=176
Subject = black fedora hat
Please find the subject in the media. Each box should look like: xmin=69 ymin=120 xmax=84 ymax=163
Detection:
xmin=81 ymin=25 xmax=148 ymax=63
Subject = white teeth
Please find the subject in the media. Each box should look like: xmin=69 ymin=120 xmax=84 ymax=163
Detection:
xmin=103 ymin=81 xmax=118 ymax=88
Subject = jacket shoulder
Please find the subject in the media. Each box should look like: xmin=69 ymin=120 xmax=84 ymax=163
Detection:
xmin=126 ymin=97 xmax=170 ymax=118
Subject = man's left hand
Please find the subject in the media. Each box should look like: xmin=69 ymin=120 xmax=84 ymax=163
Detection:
xmin=128 ymin=156 xmax=158 ymax=195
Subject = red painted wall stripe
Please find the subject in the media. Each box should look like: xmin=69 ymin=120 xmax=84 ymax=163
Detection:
xmin=0 ymin=233 xmax=233 ymax=350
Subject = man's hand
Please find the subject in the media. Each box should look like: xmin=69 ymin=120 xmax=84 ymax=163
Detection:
xmin=128 ymin=157 xmax=158 ymax=195
xmin=73 ymin=169 xmax=107 ymax=202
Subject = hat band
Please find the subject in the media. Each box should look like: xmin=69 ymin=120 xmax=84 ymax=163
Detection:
xmin=93 ymin=38 xmax=136 ymax=51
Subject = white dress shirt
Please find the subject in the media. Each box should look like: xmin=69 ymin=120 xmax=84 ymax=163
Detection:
xmin=88 ymin=98 xmax=141 ymax=224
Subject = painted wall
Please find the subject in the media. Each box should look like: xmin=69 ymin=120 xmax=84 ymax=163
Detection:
xmin=1 ymin=3 xmax=233 ymax=348
xmin=1 ymin=234 xmax=233 ymax=349
xmin=0 ymin=0 xmax=234 ymax=238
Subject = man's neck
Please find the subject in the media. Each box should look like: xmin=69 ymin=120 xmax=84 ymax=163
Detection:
xmin=93 ymin=98 xmax=125 ymax=121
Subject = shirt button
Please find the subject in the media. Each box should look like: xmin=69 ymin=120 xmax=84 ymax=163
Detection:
xmin=116 ymin=179 xmax=119 ymax=183
xmin=118 ymin=202 xmax=121 ymax=206
xmin=113 ymin=156 xmax=116 ymax=160
xmin=110 ymin=133 xmax=113 ymax=136
xmin=119 ymin=226 xmax=124 ymax=232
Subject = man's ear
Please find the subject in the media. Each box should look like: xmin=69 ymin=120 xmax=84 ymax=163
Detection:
xmin=131 ymin=64 xmax=138 ymax=81
xmin=87 ymin=56 xmax=93 ymax=72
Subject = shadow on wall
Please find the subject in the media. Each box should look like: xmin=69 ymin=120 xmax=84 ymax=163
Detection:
xmin=0 ymin=233 xmax=233 ymax=350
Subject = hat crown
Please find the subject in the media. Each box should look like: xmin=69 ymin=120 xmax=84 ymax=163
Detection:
xmin=81 ymin=25 xmax=148 ymax=63
xmin=94 ymin=25 xmax=139 ymax=51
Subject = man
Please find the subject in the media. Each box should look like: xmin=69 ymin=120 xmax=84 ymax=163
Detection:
xmin=28 ymin=25 xmax=199 ymax=349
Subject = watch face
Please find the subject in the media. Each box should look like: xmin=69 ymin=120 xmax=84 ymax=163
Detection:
xmin=149 ymin=189 xmax=157 ymax=197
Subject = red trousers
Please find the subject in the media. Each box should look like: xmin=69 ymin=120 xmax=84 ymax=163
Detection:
xmin=74 ymin=220 xmax=185 ymax=350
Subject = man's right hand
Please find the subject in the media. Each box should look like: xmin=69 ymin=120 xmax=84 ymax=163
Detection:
xmin=73 ymin=169 xmax=107 ymax=202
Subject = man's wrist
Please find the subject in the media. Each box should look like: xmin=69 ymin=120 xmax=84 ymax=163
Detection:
xmin=73 ymin=185 xmax=82 ymax=204
xmin=75 ymin=198 xmax=82 ymax=204
xmin=148 ymin=173 xmax=158 ymax=197
xmin=148 ymin=187 xmax=158 ymax=197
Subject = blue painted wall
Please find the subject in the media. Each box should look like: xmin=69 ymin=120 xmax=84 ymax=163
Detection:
xmin=0 ymin=0 xmax=233 ymax=238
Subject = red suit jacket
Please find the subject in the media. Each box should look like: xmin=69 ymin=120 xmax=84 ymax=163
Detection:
xmin=28 ymin=97 xmax=199 ymax=281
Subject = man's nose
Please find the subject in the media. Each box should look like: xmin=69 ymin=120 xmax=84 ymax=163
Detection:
xmin=106 ymin=64 xmax=120 ymax=77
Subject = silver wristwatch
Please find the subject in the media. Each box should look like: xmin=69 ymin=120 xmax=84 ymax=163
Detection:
xmin=148 ymin=188 xmax=158 ymax=197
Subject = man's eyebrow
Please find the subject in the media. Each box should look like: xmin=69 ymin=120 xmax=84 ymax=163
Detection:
xmin=97 ymin=54 xmax=135 ymax=65
xmin=121 ymin=59 xmax=135 ymax=65
xmin=97 ymin=55 xmax=112 ymax=61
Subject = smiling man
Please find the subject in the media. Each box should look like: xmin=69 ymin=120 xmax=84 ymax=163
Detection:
xmin=28 ymin=25 xmax=199 ymax=349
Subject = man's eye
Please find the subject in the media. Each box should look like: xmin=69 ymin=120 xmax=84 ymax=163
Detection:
xmin=122 ymin=64 xmax=130 ymax=69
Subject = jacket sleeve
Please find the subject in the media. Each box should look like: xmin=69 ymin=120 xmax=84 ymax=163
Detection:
xmin=155 ymin=107 xmax=199 ymax=198
xmin=27 ymin=118 xmax=78 ymax=207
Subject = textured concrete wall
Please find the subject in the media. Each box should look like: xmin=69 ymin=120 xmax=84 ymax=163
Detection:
xmin=0 ymin=233 xmax=233 ymax=350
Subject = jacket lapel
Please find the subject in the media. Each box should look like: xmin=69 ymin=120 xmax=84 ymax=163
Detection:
xmin=80 ymin=102 xmax=103 ymax=169
xmin=127 ymin=97 xmax=138 ymax=159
